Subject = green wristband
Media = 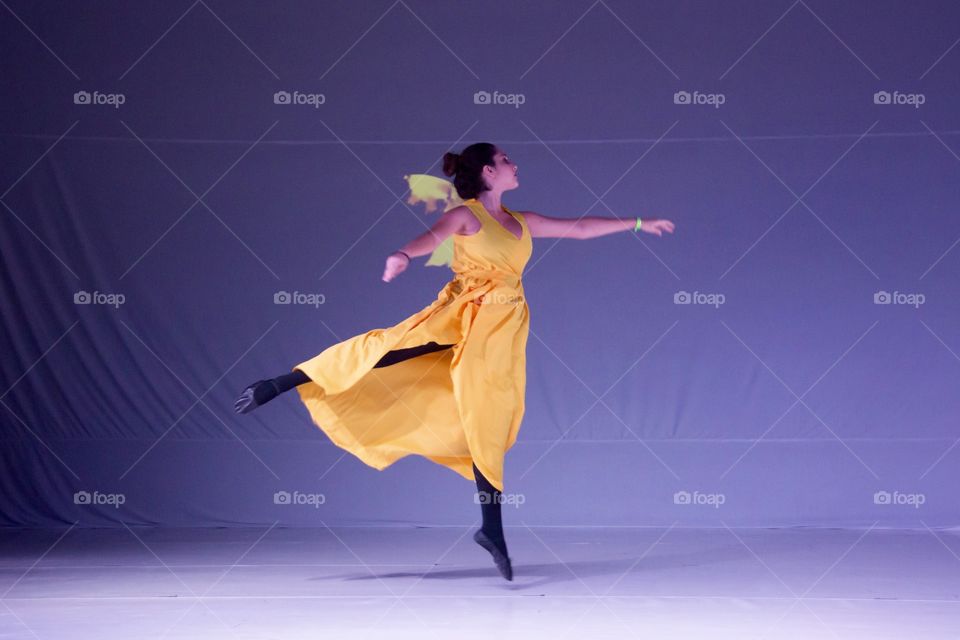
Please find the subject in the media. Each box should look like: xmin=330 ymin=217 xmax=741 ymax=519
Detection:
xmin=634 ymin=217 xmax=643 ymax=232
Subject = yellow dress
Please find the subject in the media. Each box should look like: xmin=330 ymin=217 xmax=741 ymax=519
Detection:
xmin=293 ymin=197 xmax=532 ymax=491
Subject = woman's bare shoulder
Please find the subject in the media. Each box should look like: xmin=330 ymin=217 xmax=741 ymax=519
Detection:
xmin=445 ymin=204 xmax=481 ymax=235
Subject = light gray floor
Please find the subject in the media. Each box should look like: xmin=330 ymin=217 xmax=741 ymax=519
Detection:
xmin=1 ymin=526 xmax=958 ymax=639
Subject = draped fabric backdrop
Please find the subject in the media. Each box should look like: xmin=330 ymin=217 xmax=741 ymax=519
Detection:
xmin=2 ymin=1 xmax=958 ymax=528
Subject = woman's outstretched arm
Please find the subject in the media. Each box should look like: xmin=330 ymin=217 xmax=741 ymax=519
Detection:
xmin=382 ymin=206 xmax=471 ymax=282
xmin=523 ymin=210 xmax=675 ymax=239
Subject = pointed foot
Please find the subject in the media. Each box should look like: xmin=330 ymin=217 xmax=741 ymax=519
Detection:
xmin=234 ymin=380 xmax=269 ymax=414
xmin=473 ymin=529 xmax=513 ymax=581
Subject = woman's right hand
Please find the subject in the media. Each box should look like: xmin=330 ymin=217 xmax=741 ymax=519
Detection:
xmin=382 ymin=251 xmax=410 ymax=282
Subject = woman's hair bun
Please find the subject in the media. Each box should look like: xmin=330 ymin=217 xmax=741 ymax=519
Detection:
xmin=441 ymin=151 xmax=460 ymax=177
xmin=441 ymin=142 xmax=496 ymax=199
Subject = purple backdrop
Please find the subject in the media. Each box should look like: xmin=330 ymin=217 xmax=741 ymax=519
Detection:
xmin=1 ymin=1 xmax=958 ymax=528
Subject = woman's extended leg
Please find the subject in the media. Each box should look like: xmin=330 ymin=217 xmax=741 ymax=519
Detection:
xmin=472 ymin=462 xmax=513 ymax=581
xmin=234 ymin=342 xmax=456 ymax=414
xmin=234 ymin=369 xmax=310 ymax=414
xmin=370 ymin=341 xmax=454 ymax=368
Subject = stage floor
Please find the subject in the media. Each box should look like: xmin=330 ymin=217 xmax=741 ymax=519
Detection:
xmin=1 ymin=525 xmax=957 ymax=638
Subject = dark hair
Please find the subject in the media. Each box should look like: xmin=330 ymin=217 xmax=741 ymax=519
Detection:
xmin=442 ymin=142 xmax=497 ymax=200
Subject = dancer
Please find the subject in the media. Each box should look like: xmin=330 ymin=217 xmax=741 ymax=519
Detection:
xmin=235 ymin=142 xmax=675 ymax=580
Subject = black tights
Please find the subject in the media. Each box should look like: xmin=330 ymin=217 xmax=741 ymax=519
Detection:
xmin=473 ymin=462 xmax=507 ymax=553
xmin=252 ymin=341 xmax=456 ymax=403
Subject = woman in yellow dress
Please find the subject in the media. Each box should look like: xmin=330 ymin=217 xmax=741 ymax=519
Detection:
xmin=235 ymin=143 xmax=675 ymax=580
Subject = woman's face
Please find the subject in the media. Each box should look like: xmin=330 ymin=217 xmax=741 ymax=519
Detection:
xmin=483 ymin=148 xmax=519 ymax=192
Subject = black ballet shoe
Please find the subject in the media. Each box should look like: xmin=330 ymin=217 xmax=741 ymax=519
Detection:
xmin=473 ymin=529 xmax=513 ymax=581
xmin=233 ymin=379 xmax=280 ymax=414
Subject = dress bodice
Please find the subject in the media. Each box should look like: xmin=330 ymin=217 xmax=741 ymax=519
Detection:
xmin=451 ymin=198 xmax=533 ymax=289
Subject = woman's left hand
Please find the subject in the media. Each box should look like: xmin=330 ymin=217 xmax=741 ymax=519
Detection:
xmin=640 ymin=219 xmax=675 ymax=237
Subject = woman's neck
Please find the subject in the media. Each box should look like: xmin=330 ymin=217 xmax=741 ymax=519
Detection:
xmin=477 ymin=192 xmax=503 ymax=215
